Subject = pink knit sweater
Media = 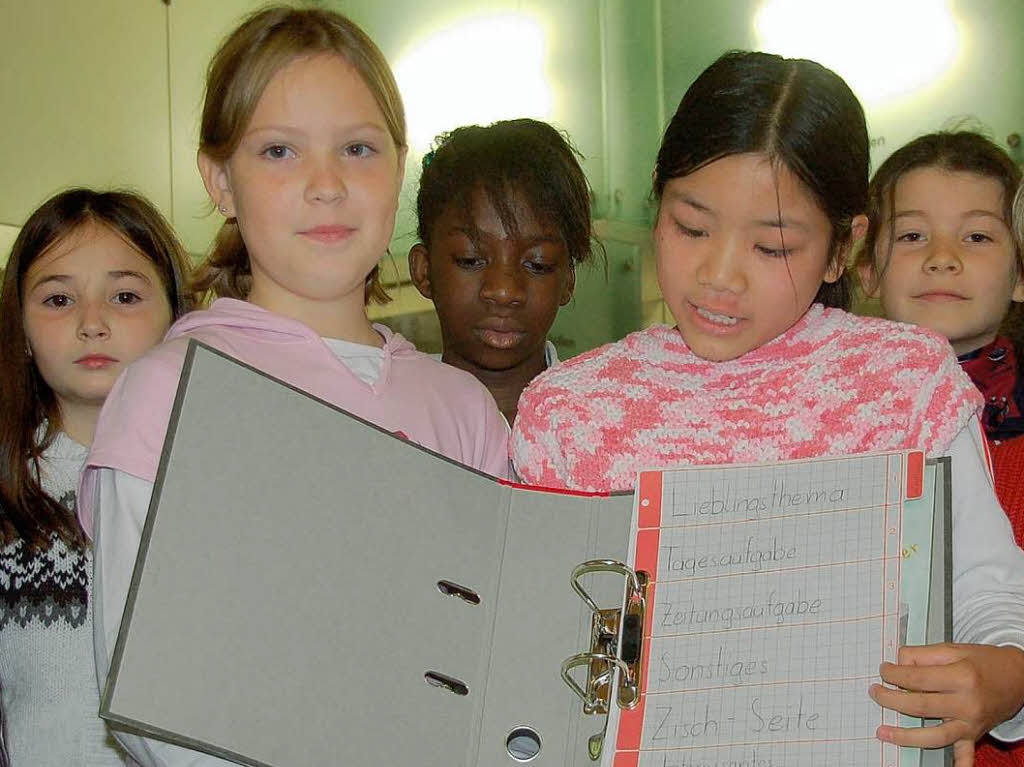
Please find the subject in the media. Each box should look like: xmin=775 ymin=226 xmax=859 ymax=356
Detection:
xmin=512 ymin=305 xmax=982 ymax=492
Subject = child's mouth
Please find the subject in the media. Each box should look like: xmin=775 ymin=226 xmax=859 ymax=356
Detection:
xmin=914 ymin=292 xmax=966 ymax=303
xmin=75 ymin=354 xmax=118 ymax=369
xmin=476 ymin=328 xmax=527 ymax=349
xmin=695 ymin=306 xmax=740 ymax=326
xmin=299 ymin=225 xmax=356 ymax=244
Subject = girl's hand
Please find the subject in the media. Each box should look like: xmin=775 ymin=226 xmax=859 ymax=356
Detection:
xmin=869 ymin=643 xmax=1024 ymax=767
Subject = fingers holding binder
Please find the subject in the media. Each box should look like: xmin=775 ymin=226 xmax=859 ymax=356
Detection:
xmin=870 ymin=642 xmax=1024 ymax=764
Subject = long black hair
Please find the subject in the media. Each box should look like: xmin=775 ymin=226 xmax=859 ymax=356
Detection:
xmin=654 ymin=51 xmax=870 ymax=310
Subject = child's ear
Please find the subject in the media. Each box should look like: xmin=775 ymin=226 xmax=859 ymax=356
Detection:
xmin=825 ymin=215 xmax=869 ymax=285
xmin=1012 ymin=267 xmax=1024 ymax=303
xmin=197 ymin=150 xmax=235 ymax=218
xmin=857 ymin=261 xmax=880 ymax=298
xmin=408 ymin=244 xmax=433 ymax=299
xmin=823 ymin=259 xmax=845 ymax=285
xmin=833 ymin=214 xmax=872 ymax=291
xmin=850 ymin=214 xmax=869 ymax=244
xmin=559 ymin=264 xmax=576 ymax=306
xmin=396 ymin=145 xmax=408 ymax=186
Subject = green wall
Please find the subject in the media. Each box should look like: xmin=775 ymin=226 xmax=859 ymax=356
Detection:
xmin=2 ymin=0 xmax=1021 ymax=352
xmin=659 ymin=0 xmax=1024 ymax=170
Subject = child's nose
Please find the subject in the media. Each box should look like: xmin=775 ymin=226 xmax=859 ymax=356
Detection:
xmin=923 ymin=240 xmax=962 ymax=274
xmin=480 ymin=262 xmax=526 ymax=306
xmin=77 ymin=300 xmax=111 ymax=340
xmin=305 ymin=157 xmax=348 ymax=204
xmin=696 ymin=239 xmax=746 ymax=294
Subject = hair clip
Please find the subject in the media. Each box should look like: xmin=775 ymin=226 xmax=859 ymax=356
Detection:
xmin=421 ymin=150 xmax=435 ymax=169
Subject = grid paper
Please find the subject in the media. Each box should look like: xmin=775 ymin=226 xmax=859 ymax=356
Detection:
xmin=603 ymin=452 xmax=915 ymax=767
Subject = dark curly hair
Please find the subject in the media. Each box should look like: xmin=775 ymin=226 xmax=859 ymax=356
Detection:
xmin=415 ymin=118 xmax=597 ymax=267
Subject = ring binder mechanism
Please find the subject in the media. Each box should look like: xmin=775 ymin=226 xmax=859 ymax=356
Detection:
xmin=561 ymin=560 xmax=649 ymax=716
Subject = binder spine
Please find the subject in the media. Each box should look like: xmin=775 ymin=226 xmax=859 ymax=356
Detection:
xmin=560 ymin=560 xmax=649 ymax=715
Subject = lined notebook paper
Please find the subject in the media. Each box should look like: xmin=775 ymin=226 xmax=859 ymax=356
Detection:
xmin=604 ymin=451 xmax=924 ymax=767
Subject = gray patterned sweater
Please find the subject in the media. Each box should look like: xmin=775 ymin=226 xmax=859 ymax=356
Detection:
xmin=0 ymin=432 xmax=127 ymax=765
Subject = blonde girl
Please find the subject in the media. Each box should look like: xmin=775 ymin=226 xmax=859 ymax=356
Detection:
xmin=77 ymin=8 xmax=508 ymax=766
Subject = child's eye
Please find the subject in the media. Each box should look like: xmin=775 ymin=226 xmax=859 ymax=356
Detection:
xmin=965 ymin=232 xmax=994 ymax=243
xmin=261 ymin=144 xmax=295 ymax=160
xmin=524 ymin=259 xmax=558 ymax=275
xmin=454 ymin=255 xmax=486 ymax=270
xmin=112 ymin=291 xmax=142 ymax=305
xmin=344 ymin=143 xmax=376 ymax=158
xmin=42 ymin=293 xmax=73 ymax=309
xmin=895 ymin=231 xmax=924 ymax=243
xmin=756 ymin=245 xmax=791 ymax=259
xmin=674 ymin=221 xmax=707 ymax=239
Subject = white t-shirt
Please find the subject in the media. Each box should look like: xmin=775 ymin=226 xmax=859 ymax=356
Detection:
xmin=321 ymin=336 xmax=384 ymax=385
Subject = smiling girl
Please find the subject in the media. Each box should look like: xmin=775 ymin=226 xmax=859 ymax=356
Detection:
xmin=0 ymin=188 xmax=190 ymax=766
xmin=856 ymin=131 xmax=1024 ymax=441
xmin=76 ymin=8 xmax=508 ymax=766
xmin=512 ymin=51 xmax=1024 ymax=763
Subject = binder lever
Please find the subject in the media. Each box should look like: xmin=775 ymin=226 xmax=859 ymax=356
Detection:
xmin=561 ymin=652 xmax=631 ymax=715
xmin=562 ymin=560 xmax=648 ymax=714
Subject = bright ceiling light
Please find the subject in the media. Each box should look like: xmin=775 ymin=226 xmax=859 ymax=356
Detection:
xmin=754 ymin=0 xmax=960 ymax=106
xmin=394 ymin=13 xmax=553 ymax=154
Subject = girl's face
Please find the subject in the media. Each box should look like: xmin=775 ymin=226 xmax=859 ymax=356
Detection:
xmin=22 ymin=222 xmax=173 ymax=418
xmin=409 ymin=188 xmax=573 ymax=373
xmin=202 ymin=53 xmax=406 ymax=314
xmin=863 ymin=167 xmax=1023 ymax=356
xmin=655 ymin=153 xmax=846 ymax=361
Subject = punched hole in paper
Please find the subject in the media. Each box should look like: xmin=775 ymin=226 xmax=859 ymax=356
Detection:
xmin=506 ymin=727 xmax=541 ymax=761
xmin=437 ymin=579 xmax=481 ymax=605
xmin=424 ymin=671 xmax=469 ymax=696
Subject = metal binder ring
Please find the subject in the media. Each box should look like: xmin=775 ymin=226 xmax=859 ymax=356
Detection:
xmin=570 ymin=560 xmax=642 ymax=617
xmin=561 ymin=652 xmax=632 ymax=711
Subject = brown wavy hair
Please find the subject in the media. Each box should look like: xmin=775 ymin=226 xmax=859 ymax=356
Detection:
xmin=190 ymin=5 xmax=406 ymax=305
xmin=1013 ymin=181 xmax=1024 ymax=253
xmin=855 ymin=131 xmax=1023 ymax=358
xmin=0 ymin=189 xmax=191 ymax=552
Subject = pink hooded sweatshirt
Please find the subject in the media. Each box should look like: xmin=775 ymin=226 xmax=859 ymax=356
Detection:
xmin=77 ymin=298 xmax=509 ymax=536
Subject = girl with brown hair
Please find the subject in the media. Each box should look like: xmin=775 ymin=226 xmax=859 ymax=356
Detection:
xmin=856 ymin=131 xmax=1024 ymax=441
xmin=0 ymin=187 xmax=190 ymax=765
